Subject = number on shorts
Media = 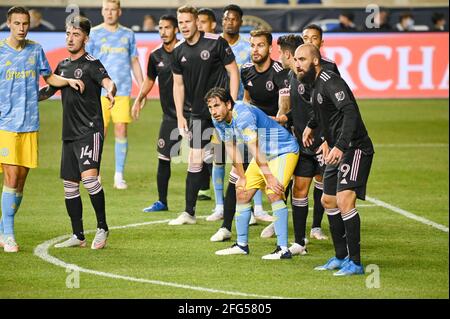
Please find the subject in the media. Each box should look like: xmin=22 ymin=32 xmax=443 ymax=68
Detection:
xmin=80 ymin=145 xmax=93 ymax=159
xmin=340 ymin=163 xmax=351 ymax=178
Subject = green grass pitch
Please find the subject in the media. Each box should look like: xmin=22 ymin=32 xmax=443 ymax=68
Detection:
xmin=0 ymin=99 xmax=448 ymax=299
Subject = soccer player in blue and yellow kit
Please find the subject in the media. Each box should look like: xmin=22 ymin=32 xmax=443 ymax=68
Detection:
xmin=86 ymin=0 xmax=144 ymax=190
xmin=0 ymin=6 xmax=84 ymax=252
xmin=206 ymin=87 xmax=299 ymax=259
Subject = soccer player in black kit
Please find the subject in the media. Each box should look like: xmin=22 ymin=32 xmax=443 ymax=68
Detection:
xmin=296 ymin=44 xmax=374 ymax=276
xmin=39 ymin=16 xmax=116 ymax=249
xmin=132 ymin=15 xmax=181 ymax=213
xmin=169 ymin=5 xmax=239 ymax=226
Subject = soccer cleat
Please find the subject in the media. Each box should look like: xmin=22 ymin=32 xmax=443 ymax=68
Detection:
xmin=210 ymin=227 xmax=232 ymax=242
xmin=260 ymin=223 xmax=275 ymax=238
xmin=334 ymin=260 xmax=365 ymax=276
xmin=206 ymin=208 xmax=224 ymax=222
xmin=261 ymin=246 xmax=292 ymax=260
xmin=254 ymin=210 xmax=275 ymax=222
xmin=215 ymin=243 xmax=249 ymax=255
xmin=289 ymin=242 xmax=308 ymax=256
xmin=249 ymin=214 xmax=257 ymax=226
xmin=310 ymin=227 xmax=329 ymax=240
xmin=113 ymin=179 xmax=128 ymax=190
xmin=55 ymin=235 xmax=87 ymax=248
xmin=91 ymin=228 xmax=109 ymax=250
xmin=3 ymin=236 xmax=19 ymax=253
xmin=197 ymin=189 xmax=211 ymax=201
xmin=168 ymin=212 xmax=196 ymax=225
xmin=314 ymin=256 xmax=350 ymax=271
xmin=143 ymin=201 xmax=168 ymax=212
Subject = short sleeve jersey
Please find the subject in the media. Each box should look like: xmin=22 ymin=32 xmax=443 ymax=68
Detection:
xmin=86 ymin=24 xmax=138 ymax=96
xmin=241 ymin=60 xmax=289 ymax=117
xmin=212 ymin=101 xmax=299 ymax=160
xmin=53 ymin=53 xmax=110 ymax=141
xmin=171 ymin=32 xmax=235 ymax=120
xmin=147 ymin=43 xmax=177 ymax=119
xmin=225 ymin=34 xmax=251 ymax=100
xmin=0 ymin=39 xmax=51 ymax=132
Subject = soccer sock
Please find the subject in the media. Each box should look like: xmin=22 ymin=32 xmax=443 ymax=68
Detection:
xmin=185 ymin=170 xmax=203 ymax=216
xmin=157 ymin=158 xmax=171 ymax=205
xmin=272 ymin=200 xmax=289 ymax=249
xmin=326 ymin=208 xmax=348 ymax=259
xmin=1 ymin=186 xmax=17 ymax=236
xmin=312 ymin=181 xmax=325 ymax=228
xmin=292 ymin=197 xmax=308 ymax=246
xmin=82 ymin=176 xmax=108 ymax=232
xmin=64 ymin=181 xmax=85 ymax=240
xmin=222 ymin=181 xmax=236 ymax=231
xmin=114 ymin=137 xmax=128 ymax=176
xmin=212 ymin=164 xmax=225 ymax=209
xmin=342 ymin=208 xmax=361 ymax=265
xmin=199 ymin=163 xmax=211 ymax=191
xmin=235 ymin=202 xmax=252 ymax=246
xmin=253 ymin=189 xmax=264 ymax=212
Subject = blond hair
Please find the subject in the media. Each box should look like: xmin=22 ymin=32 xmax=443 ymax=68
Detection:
xmin=103 ymin=0 xmax=120 ymax=8
xmin=177 ymin=5 xmax=198 ymax=18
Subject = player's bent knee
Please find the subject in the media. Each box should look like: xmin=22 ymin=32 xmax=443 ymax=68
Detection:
xmin=321 ymin=194 xmax=337 ymax=209
xmin=336 ymin=190 xmax=356 ymax=212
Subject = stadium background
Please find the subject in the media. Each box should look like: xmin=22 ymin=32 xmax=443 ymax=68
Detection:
xmin=0 ymin=0 xmax=448 ymax=301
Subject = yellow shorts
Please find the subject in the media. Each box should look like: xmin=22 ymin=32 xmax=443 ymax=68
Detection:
xmin=245 ymin=152 xmax=299 ymax=196
xmin=101 ymin=96 xmax=132 ymax=128
xmin=211 ymin=129 xmax=221 ymax=145
xmin=0 ymin=130 xmax=38 ymax=173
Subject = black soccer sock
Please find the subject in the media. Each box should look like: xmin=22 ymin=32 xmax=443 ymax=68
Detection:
xmin=284 ymin=179 xmax=292 ymax=204
xmin=82 ymin=176 xmax=108 ymax=232
xmin=292 ymin=197 xmax=308 ymax=246
xmin=63 ymin=180 xmax=84 ymax=240
xmin=342 ymin=208 xmax=361 ymax=265
xmin=326 ymin=208 xmax=348 ymax=259
xmin=312 ymin=182 xmax=325 ymax=228
xmin=185 ymin=171 xmax=203 ymax=215
xmin=222 ymin=182 xmax=237 ymax=232
xmin=65 ymin=196 xmax=85 ymax=241
xmin=200 ymin=163 xmax=211 ymax=191
xmin=157 ymin=158 xmax=171 ymax=205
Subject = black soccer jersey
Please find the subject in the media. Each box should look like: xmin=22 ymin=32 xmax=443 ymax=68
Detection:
xmin=310 ymin=69 xmax=374 ymax=154
xmin=321 ymin=57 xmax=340 ymax=75
xmin=241 ymin=60 xmax=289 ymax=117
xmin=54 ymin=53 xmax=109 ymax=141
xmin=148 ymin=43 xmax=177 ymax=120
xmin=171 ymin=32 xmax=235 ymax=120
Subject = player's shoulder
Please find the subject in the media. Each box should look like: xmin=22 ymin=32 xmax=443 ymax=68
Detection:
xmin=90 ymin=24 xmax=104 ymax=33
xmin=203 ymin=32 xmax=221 ymax=41
xmin=173 ymin=39 xmax=186 ymax=50
xmin=318 ymin=69 xmax=339 ymax=83
xmin=151 ymin=43 xmax=163 ymax=54
xmin=271 ymin=60 xmax=285 ymax=73
xmin=241 ymin=62 xmax=254 ymax=70
xmin=118 ymin=24 xmax=135 ymax=34
xmin=321 ymin=56 xmax=337 ymax=65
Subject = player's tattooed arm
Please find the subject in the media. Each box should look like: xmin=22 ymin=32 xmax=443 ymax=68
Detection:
xmin=38 ymin=85 xmax=59 ymax=101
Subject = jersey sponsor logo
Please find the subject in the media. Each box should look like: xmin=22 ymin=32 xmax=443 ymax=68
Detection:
xmin=317 ymin=93 xmax=323 ymax=104
xmin=335 ymin=91 xmax=345 ymax=102
xmin=298 ymin=83 xmax=305 ymax=95
xmin=5 ymin=69 xmax=36 ymax=81
xmin=266 ymin=81 xmax=274 ymax=91
xmin=158 ymin=138 xmax=165 ymax=148
xmin=74 ymin=68 xmax=83 ymax=79
xmin=181 ymin=56 xmax=187 ymax=63
xmin=200 ymin=50 xmax=210 ymax=60
xmin=247 ymin=81 xmax=253 ymax=87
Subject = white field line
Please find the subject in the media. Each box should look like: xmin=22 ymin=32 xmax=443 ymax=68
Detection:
xmin=366 ymin=196 xmax=449 ymax=233
xmin=374 ymin=143 xmax=448 ymax=148
xmin=33 ymin=218 xmax=290 ymax=299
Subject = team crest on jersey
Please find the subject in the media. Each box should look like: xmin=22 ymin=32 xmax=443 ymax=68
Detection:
xmin=120 ymin=37 xmax=128 ymax=44
xmin=200 ymin=50 xmax=210 ymax=60
xmin=298 ymin=83 xmax=305 ymax=95
xmin=74 ymin=68 xmax=83 ymax=79
xmin=158 ymin=138 xmax=165 ymax=148
xmin=317 ymin=93 xmax=323 ymax=104
xmin=266 ymin=81 xmax=274 ymax=91
xmin=27 ymin=56 xmax=35 ymax=65
xmin=335 ymin=91 xmax=345 ymax=102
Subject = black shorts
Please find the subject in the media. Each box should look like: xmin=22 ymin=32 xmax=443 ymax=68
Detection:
xmin=294 ymin=153 xmax=325 ymax=178
xmin=323 ymin=148 xmax=373 ymax=200
xmin=157 ymin=117 xmax=182 ymax=159
xmin=188 ymin=118 xmax=214 ymax=150
xmin=60 ymin=132 xmax=103 ymax=181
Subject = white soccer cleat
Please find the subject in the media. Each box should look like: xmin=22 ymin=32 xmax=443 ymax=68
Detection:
xmin=91 ymin=228 xmax=109 ymax=249
xmin=206 ymin=208 xmax=224 ymax=222
xmin=55 ymin=235 xmax=87 ymax=248
xmin=3 ymin=236 xmax=19 ymax=253
xmin=215 ymin=243 xmax=249 ymax=255
xmin=260 ymin=222 xmax=275 ymax=238
xmin=261 ymin=246 xmax=292 ymax=260
xmin=168 ymin=212 xmax=196 ymax=226
xmin=310 ymin=227 xmax=329 ymax=240
xmin=113 ymin=179 xmax=128 ymax=190
xmin=210 ymin=227 xmax=232 ymax=242
xmin=289 ymin=242 xmax=308 ymax=256
xmin=254 ymin=210 xmax=275 ymax=222
xmin=249 ymin=214 xmax=257 ymax=226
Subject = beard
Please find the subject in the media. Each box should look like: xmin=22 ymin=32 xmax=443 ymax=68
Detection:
xmin=296 ymin=63 xmax=316 ymax=84
xmin=252 ymin=53 xmax=269 ymax=66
